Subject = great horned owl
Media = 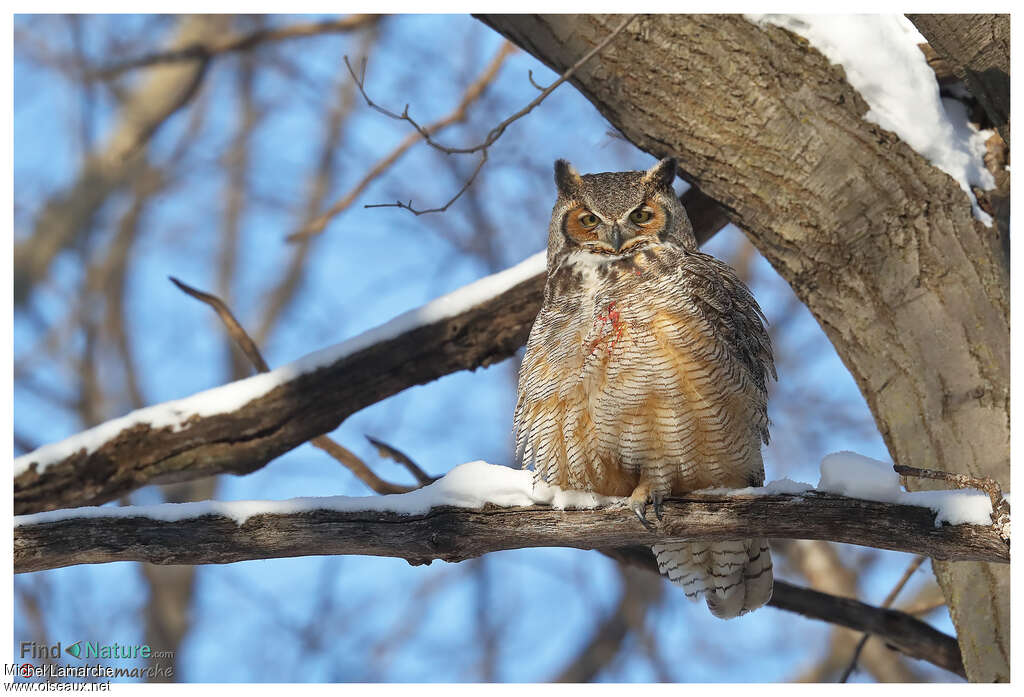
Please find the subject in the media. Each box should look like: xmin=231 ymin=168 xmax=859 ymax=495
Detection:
xmin=513 ymin=157 xmax=776 ymax=619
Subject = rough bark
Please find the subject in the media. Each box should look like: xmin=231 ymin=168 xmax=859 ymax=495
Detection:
xmin=15 ymin=493 xmax=1008 ymax=573
xmin=476 ymin=14 xmax=1010 ymax=682
xmin=14 ymin=193 xmax=725 ymax=516
xmin=908 ymin=13 xmax=1011 ymax=286
xmin=907 ymin=14 xmax=1009 ymax=144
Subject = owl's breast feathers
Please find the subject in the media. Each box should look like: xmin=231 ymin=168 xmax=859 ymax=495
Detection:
xmin=514 ymin=243 xmax=775 ymax=496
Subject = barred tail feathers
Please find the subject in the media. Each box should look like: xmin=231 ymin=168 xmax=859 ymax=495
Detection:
xmin=652 ymin=538 xmax=772 ymax=619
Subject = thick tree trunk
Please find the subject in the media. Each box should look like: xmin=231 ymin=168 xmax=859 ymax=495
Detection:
xmin=477 ymin=14 xmax=1010 ymax=681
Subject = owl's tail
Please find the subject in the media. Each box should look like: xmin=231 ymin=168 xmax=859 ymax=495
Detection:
xmin=651 ymin=539 xmax=773 ymax=619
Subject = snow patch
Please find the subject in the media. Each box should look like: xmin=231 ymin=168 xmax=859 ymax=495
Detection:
xmin=746 ymin=14 xmax=995 ymax=225
xmin=697 ymin=478 xmax=815 ymax=497
xmin=818 ymin=451 xmax=993 ymax=526
xmin=13 ymin=461 xmax=621 ymax=528
xmin=14 ymin=253 xmax=547 ymax=477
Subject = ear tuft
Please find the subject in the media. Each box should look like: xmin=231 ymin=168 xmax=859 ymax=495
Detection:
xmin=554 ymin=159 xmax=583 ymax=197
xmin=643 ymin=157 xmax=677 ymax=190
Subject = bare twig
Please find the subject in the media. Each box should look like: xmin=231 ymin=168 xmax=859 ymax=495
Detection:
xmin=291 ymin=42 xmax=515 ymax=239
xmin=363 ymin=151 xmax=489 ymax=216
xmin=895 ymin=464 xmax=1010 ymax=539
xmin=356 ymin=15 xmax=637 ymax=156
xmin=840 ymin=556 xmax=926 ymax=682
xmin=87 ymin=15 xmax=379 ymax=81
xmin=365 ymin=435 xmax=435 ymax=486
xmin=310 ymin=438 xmax=414 ymax=496
xmin=168 ymin=276 xmax=415 ymax=495
xmin=296 ymin=15 xmax=636 ymax=230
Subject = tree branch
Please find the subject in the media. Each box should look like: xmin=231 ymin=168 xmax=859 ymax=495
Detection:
xmin=15 ymin=15 xmax=227 ymax=305
xmin=840 ymin=556 xmax=926 ymax=682
xmin=14 ymin=260 xmax=543 ymax=514
xmin=906 ymin=14 xmax=1009 ymax=144
xmin=15 ymin=492 xmax=1008 ymax=575
xmin=296 ymin=15 xmax=637 ymax=229
xmin=14 ymin=492 xmax=988 ymax=677
xmin=475 ymin=14 xmax=1009 ymax=682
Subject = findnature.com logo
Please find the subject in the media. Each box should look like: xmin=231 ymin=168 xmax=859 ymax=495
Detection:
xmin=19 ymin=641 xmax=155 ymax=660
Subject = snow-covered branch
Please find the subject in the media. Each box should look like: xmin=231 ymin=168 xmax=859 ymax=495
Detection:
xmin=15 ymin=462 xmax=1008 ymax=574
xmin=14 ymin=254 xmax=547 ymax=514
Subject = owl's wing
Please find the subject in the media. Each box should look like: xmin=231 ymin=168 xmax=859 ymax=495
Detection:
xmin=680 ymin=251 xmax=776 ymax=445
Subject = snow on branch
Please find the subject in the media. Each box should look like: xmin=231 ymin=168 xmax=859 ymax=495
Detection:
xmin=745 ymin=14 xmax=995 ymax=225
xmin=13 ymin=254 xmax=547 ymax=514
xmin=15 ymin=462 xmax=1008 ymax=575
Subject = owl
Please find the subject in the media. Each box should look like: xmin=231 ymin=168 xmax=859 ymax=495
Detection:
xmin=513 ymin=158 xmax=776 ymax=619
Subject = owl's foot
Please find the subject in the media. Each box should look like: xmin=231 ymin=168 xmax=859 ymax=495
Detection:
xmin=628 ymin=482 xmax=663 ymax=531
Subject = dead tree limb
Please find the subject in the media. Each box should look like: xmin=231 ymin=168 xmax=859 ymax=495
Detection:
xmin=14 ymin=266 xmax=542 ymax=514
xmin=168 ymin=277 xmax=416 ymax=496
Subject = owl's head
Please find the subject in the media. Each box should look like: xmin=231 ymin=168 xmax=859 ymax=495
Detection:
xmin=546 ymin=157 xmax=696 ymax=268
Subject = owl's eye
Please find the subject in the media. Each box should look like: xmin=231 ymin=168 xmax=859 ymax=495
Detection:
xmin=630 ymin=207 xmax=654 ymax=224
xmin=578 ymin=212 xmax=599 ymax=228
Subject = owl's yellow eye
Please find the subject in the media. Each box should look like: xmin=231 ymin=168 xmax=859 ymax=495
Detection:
xmin=630 ymin=208 xmax=654 ymax=224
xmin=579 ymin=212 xmax=599 ymax=228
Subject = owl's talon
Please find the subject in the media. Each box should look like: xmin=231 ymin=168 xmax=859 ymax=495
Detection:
xmin=652 ymin=493 xmax=665 ymax=521
xmin=630 ymin=501 xmax=657 ymax=531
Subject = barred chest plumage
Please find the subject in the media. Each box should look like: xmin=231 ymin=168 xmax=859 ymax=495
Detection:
xmin=516 ymin=240 xmax=767 ymax=499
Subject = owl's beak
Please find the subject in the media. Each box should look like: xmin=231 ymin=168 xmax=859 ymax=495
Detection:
xmin=609 ymin=223 xmax=624 ymax=251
